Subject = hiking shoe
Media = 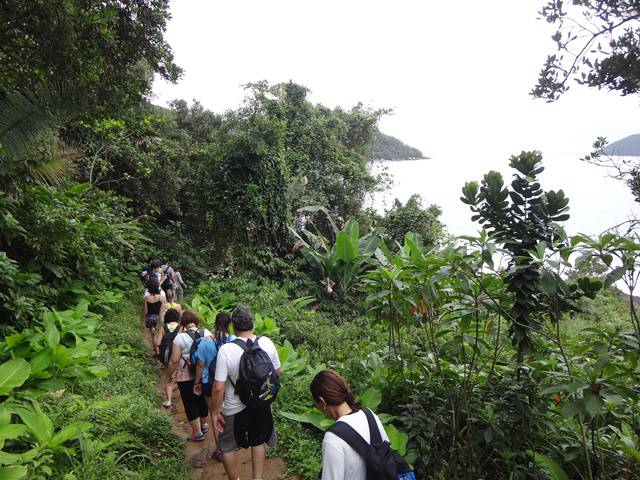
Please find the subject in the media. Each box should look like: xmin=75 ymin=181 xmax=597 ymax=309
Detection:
xmin=201 ymin=423 xmax=209 ymax=433
xmin=185 ymin=432 xmax=205 ymax=442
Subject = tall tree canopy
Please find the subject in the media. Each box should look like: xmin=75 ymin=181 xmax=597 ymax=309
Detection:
xmin=0 ymin=0 xmax=181 ymax=112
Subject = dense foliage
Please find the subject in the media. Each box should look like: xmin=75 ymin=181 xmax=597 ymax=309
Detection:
xmin=2 ymin=2 xmax=639 ymax=479
xmin=374 ymin=194 xmax=443 ymax=248
xmin=0 ymin=0 xmax=180 ymax=113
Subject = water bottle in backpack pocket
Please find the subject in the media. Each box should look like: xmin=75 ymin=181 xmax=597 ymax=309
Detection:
xmin=327 ymin=407 xmax=415 ymax=480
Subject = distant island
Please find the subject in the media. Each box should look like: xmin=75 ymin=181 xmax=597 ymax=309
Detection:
xmin=371 ymin=131 xmax=426 ymax=160
xmin=602 ymin=134 xmax=640 ymax=156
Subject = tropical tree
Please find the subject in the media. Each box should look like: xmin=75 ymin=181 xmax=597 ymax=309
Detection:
xmin=0 ymin=0 xmax=181 ymax=113
xmin=533 ymin=0 xmax=640 ymax=101
xmin=461 ymin=152 xmax=573 ymax=365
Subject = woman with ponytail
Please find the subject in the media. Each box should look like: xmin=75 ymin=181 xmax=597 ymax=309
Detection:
xmin=310 ymin=369 xmax=390 ymax=480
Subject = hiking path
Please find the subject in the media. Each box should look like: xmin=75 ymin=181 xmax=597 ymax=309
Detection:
xmin=142 ymin=323 xmax=296 ymax=479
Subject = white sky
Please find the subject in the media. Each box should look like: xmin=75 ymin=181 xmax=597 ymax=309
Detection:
xmin=153 ymin=0 xmax=639 ymax=159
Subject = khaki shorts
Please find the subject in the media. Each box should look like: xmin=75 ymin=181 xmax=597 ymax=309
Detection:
xmin=218 ymin=407 xmax=277 ymax=453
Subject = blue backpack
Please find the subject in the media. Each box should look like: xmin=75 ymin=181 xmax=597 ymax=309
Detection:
xmin=206 ymin=333 xmax=235 ymax=383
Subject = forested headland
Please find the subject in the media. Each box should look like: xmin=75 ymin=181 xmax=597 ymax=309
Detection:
xmin=1 ymin=1 xmax=640 ymax=480
xmin=371 ymin=132 xmax=425 ymax=160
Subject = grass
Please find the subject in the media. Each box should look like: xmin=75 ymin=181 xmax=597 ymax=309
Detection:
xmin=44 ymin=296 xmax=190 ymax=480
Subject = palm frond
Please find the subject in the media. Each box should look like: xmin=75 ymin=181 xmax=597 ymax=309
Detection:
xmin=29 ymin=136 xmax=80 ymax=186
xmin=0 ymin=85 xmax=71 ymax=158
xmin=0 ymin=84 xmax=80 ymax=190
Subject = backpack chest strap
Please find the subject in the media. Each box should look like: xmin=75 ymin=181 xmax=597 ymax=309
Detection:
xmin=327 ymin=419 xmax=370 ymax=458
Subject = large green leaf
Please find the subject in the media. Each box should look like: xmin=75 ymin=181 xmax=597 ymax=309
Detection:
xmin=582 ymin=391 xmax=603 ymax=417
xmin=0 ymin=359 xmax=31 ymax=396
xmin=0 ymin=425 xmax=27 ymax=442
xmin=359 ymin=388 xmax=382 ymax=411
xmin=16 ymin=405 xmax=53 ymax=446
xmin=0 ymin=466 xmax=28 ymax=480
xmin=29 ymin=349 xmax=52 ymax=374
xmin=334 ymin=219 xmax=359 ymax=262
xmin=0 ymin=451 xmax=22 ymax=467
xmin=384 ymin=424 xmax=408 ymax=456
xmin=280 ymin=410 xmax=334 ymax=431
xmin=44 ymin=320 xmax=60 ymax=350
xmin=50 ymin=421 xmax=92 ymax=447
xmin=527 ymin=451 xmax=569 ymax=480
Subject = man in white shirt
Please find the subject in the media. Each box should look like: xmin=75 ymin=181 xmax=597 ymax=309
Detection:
xmin=211 ymin=306 xmax=281 ymax=480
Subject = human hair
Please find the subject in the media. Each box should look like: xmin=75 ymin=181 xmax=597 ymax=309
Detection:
xmin=310 ymin=369 xmax=361 ymax=411
xmin=180 ymin=309 xmax=200 ymax=329
xmin=215 ymin=311 xmax=232 ymax=339
xmin=151 ymin=259 xmax=162 ymax=270
xmin=166 ymin=288 xmax=174 ymax=303
xmin=146 ymin=278 xmax=161 ymax=295
xmin=231 ymin=305 xmax=253 ymax=332
xmin=164 ymin=308 xmax=181 ymax=324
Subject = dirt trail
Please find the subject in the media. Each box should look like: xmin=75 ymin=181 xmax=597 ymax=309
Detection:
xmin=142 ymin=326 xmax=293 ymax=479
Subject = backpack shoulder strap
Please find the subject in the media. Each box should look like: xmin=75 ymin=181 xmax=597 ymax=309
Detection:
xmin=198 ymin=328 xmax=205 ymax=338
xmin=327 ymin=420 xmax=370 ymax=459
xmin=232 ymin=338 xmax=249 ymax=352
xmin=362 ymin=408 xmax=383 ymax=444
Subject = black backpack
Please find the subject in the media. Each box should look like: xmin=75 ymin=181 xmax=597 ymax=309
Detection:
xmin=161 ymin=266 xmax=174 ymax=290
xmin=229 ymin=337 xmax=279 ymax=410
xmin=184 ymin=328 xmax=205 ymax=375
xmin=327 ymin=408 xmax=415 ymax=480
xmin=158 ymin=323 xmax=180 ymax=365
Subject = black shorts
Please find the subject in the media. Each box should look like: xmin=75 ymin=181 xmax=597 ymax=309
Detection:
xmin=202 ymin=382 xmax=212 ymax=397
xmin=218 ymin=407 xmax=276 ymax=452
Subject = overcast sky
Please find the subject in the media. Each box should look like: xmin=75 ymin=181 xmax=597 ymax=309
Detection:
xmin=153 ymin=0 xmax=639 ymax=160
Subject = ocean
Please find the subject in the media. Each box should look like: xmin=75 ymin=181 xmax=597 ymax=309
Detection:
xmin=368 ymin=154 xmax=639 ymax=237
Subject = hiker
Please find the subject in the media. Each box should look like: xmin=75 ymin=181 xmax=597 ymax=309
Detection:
xmin=310 ymin=369 xmax=414 ymax=480
xmin=161 ymin=288 xmax=182 ymax=321
xmin=143 ymin=278 xmax=165 ymax=348
xmin=168 ymin=310 xmax=212 ymax=442
xmin=211 ymin=306 xmax=281 ymax=480
xmin=161 ymin=260 xmax=175 ymax=297
xmin=174 ymin=267 xmax=187 ymax=302
xmin=148 ymin=259 xmax=164 ymax=284
xmin=155 ymin=307 xmax=181 ymax=408
xmin=192 ymin=311 xmax=236 ymax=461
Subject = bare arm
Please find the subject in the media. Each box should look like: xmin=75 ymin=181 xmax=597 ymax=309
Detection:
xmin=193 ymin=359 xmax=205 ymax=395
xmin=211 ymin=380 xmax=226 ymax=433
xmin=167 ymin=342 xmax=181 ymax=377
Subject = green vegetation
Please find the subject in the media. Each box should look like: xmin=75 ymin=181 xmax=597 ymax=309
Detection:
xmin=371 ymin=131 xmax=425 ymax=160
xmin=2 ymin=2 xmax=640 ymax=480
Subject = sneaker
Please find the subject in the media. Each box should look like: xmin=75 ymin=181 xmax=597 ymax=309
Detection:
xmin=162 ymin=400 xmax=172 ymax=408
xmin=186 ymin=432 xmax=205 ymax=442
xmin=201 ymin=423 xmax=209 ymax=433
